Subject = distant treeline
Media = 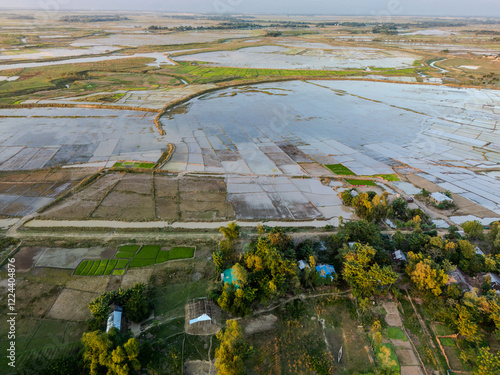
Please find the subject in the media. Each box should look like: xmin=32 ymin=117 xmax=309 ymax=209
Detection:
xmin=467 ymin=30 xmax=500 ymax=35
xmin=317 ymin=20 xmax=468 ymax=29
xmin=59 ymin=15 xmax=129 ymax=22
xmin=147 ymin=21 xmax=308 ymax=32
xmin=7 ymin=15 xmax=35 ymax=20
xmin=317 ymin=22 xmax=366 ymax=27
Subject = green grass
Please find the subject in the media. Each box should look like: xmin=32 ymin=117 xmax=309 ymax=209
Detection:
xmin=117 ymin=245 xmax=141 ymax=253
xmin=112 ymin=270 xmax=125 ymax=276
xmin=129 ymin=258 xmax=156 ymax=268
xmin=115 ymin=252 xmax=134 ymax=259
xmin=115 ymin=259 xmax=129 ymax=269
xmin=135 ymin=245 xmax=161 ymax=259
xmin=104 ymin=259 xmax=117 ymax=275
xmin=345 ymin=179 xmax=377 ymax=186
xmin=376 ymin=174 xmax=400 ymax=182
xmin=153 ymin=280 xmax=208 ymax=317
xmin=75 ymin=260 xmax=88 ymax=275
xmin=94 ymin=260 xmax=108 ymax=276
xmin=386 ymin=326 xmax=407 ymax=341
xmin=439 ymin=337 xmax=455 ymax=347
xmin=113 ymin=161 xmax=155 ymax=169
xmin=325 ymin=164 xmax=355 ymax=175
xmin=168 ymin=246 xmax=195 ymax=260
xmin=433 ymin=324 xmax=455 ymax=336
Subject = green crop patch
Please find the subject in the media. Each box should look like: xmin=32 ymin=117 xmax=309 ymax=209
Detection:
xmin=75 ymin=260 xmax=88 ymax=275
xmin=113 ymin=161 xmax=155 ymax=169
xmin=135 ymin=245 xmax=161 ymax=259
xmin=376 ymin=174 xmax=399 ymax=181
xmin=112 ymin=269 xmax=125 ymax=276
xmin=115 ymin=259 xmax=129 ymax=269
xmin=88 ymin=261 xmax=100 ymax=276
xmin=94 ymin=260 xmax=108 ymax=276
xmin=116 ymin=252 xmax=134 ymax=259
xmin=118 ymin=245 xmax=141 ymax=254
xmin=81 ymin=260 xmax=94 ymax=276
xmin=325 ymin=164 xmax=356 ymax=175
xmin=104 ymin=260 xmax=117 ymax=275
xmin=130 ymin=258 xmax=156 ymax=268
xmin=345 ymin=179 xmax=377 ymax=186
xmin=156 ymin=251 xmax=170 ymax=264
xmin=169 ymin=246 xmax=195 ymax=260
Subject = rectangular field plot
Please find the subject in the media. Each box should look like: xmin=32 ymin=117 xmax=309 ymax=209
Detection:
xmin=117 ymin=244 xmax=141 ymax=254
xmin=129 ymin=258 xmax=156 ymax=268
xmin=157 ymin=246 xmax=195 ymax=263
xmin=135 ymin=245 xmax=161 ymax=259
xmin=72 ymin=244 xmax=195 ymax=276
xmin=325 ymin=163 xmax=356 ymax=175
xmin=113 ymin=161 xmax=155 ymax=169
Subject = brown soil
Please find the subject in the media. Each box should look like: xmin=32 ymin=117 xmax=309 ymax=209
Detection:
xmin=184 ymin=360 xmax=216 ymax=375
xmin=244 ymin=314 xmax=278 ymax=335
xmin=14 ymin=246 xmax=45 ymax=272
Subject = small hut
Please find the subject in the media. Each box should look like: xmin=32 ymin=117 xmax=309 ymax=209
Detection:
xmin=185 ymin=299 xmax=221 ymax=335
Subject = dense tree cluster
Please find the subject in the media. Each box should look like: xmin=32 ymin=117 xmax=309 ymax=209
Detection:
xmin=214 ymin=320 xmax=252 ymax=375
xmin=215 ymin=227 xmax=300 ymax=316
xmin=147 ymin=21 xmax=308 ymax=32
xmin=342 ymin=243 xmax=398 ymax=297
xmin=82 ymin=329 xmax=141 ymax=375
xmin=60 ymin=15 xmax=128 ymax=22
xmin=88 ymin=283 xmax=153 ymax=329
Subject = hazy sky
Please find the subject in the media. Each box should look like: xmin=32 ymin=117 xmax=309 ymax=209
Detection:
xmin=1 ymin=0 xmax=500 ymax=17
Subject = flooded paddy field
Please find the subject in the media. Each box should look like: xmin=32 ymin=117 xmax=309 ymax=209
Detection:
xmin=172 ymin=44 xmax=418 ymax=70
xmin=40 ymin=171 xmax=351 ymax=221
xmin=0 ymin=107 xmax=166 ymax=170
xmin=41 ymin=172 xmax=234 ymax=221
xmin=71 ymin=30 xmax=254 ymax=48
xmin=0 ymin=45 xmax=121 ymax=61
xmin=0 ymin=168 xmax=97 ymax=217
xmin=0 ymin=52 xmax=174 ymax=72
xmin=160 ymin=80 xmax=500 ymax=217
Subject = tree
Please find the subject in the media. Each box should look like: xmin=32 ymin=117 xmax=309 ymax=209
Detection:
xmin=462 ymin=220 xmax=484 ymax=240
xmin=342 ymin=244 xmax=398 ymax=297
xmin=473 ymin=347 xmax=500 ymax=375
xmin=124 ymin=283 xmax=152 ymax=323
xmin=341 ymin=220 xmax=382 ymax=246
xmin=458 ymin=239 xmax=476 ymax=260
xmin=82 ymin=330 xmax=141 ymax=375
xmin=406 ymin=252 xmax=449 ymax=297
xmin=215 ymin=320 xmax=252 ymax=375
xmin=390 ymin=197 xmax=409 ymax=221
xmin=377 ymin=346 xmax=398 ymax=375
xmin=88 ymin=283 xmax=152 ymax=326
xmin=219 ymin=222 xmax=240 ymax=241
xmin=454 ymin=304 xmax=480 ymax=342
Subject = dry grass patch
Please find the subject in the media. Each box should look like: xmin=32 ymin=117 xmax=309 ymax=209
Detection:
xmin=48 ymin=289 xmax=98 ymax=321
xmin=66 ymin=276 xmax=111 ymax=293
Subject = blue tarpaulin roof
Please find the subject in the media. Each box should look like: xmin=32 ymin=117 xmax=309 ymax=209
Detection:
xmin=316 ymin=264 xmax=335 ymax=278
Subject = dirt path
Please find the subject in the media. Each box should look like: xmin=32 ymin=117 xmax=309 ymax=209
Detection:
xmin=23 ymin=219 xmax=336 ymax=230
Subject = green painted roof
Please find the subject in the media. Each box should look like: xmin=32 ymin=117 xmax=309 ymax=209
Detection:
xmin=223 ymin=268 xmax=240 ymax=288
